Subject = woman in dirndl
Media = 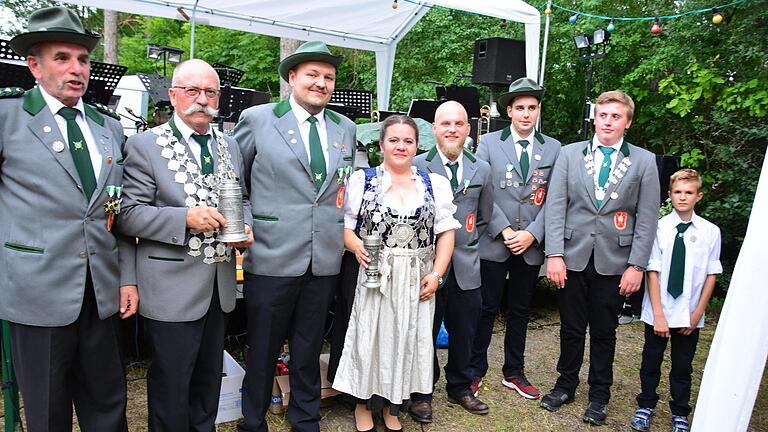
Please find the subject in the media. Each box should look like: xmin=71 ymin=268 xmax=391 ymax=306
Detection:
xmin=332 ymin=115 xmax=459 ymax=431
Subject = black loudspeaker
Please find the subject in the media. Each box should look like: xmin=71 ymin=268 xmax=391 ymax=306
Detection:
xmin=656 ymin=154 xmax=681 ymax=204
xmin=471 ymin=38 xmax=526 ymax=86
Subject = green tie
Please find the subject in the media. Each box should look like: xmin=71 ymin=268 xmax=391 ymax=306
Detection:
xmin=518 ymin=139 xmax=530 ymax=180
xmin=308 ymin=116 xmax=326 ymax=190
xmin=667 ymin=222 xmax=692 ymax=298
xmin=596 ymin=146 xmax=615 ymax=206
xmin=446 ymin=162 xmax=459 ymax=191
xmin=58 ymin=107 xmax=96 ymax=201
xmin=192 ymin=134 xmax=214 ymax=175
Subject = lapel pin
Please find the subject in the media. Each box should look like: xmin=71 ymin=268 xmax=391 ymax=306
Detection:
xmin=290 ymin=138 xmax=297 ymax=144
xmin=610 ymin=192 xmax=619 ymax=200
xmin=333 ymin=142 xmax=339 ymax=149
xmin=107 ymin=156 xmax=113 ymax=165
xmin=342 ymin=143 xmax=347 ymax=152
xmin=43 ymin=125 xmax=52 ymax=133
xmin=288 ymin=129 xmax=295 ymax=135
xmin=462 ymin=179 xmax=470 ymax=194
xmin=534 ymin=154 xmax=542 ymax=161
xmin=52 ymin=141 xmax=65 ymax=152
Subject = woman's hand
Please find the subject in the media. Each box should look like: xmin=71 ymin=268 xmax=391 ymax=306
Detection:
xmin=351 ymin=236 xmax=370 ymax=269
xmin=419 ymin=273 xmax=439 ymax=301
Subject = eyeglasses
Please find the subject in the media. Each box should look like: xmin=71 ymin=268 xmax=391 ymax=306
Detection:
xmin=172 ymin=86 xmax=221 ymax=98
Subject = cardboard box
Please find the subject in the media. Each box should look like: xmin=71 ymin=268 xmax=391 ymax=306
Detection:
xmin=215 ymin=350 xmax=246 ymax=424
xmin=273 ymin=353 xmax=340 ymax=407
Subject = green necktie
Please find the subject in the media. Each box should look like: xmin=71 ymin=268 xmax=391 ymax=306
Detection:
xmin=667 ymin=222 xmax=692 ymax=298
xmin=446 ymin=161 xmax=459 ymax=191
xmin=307 ymin=116 xmax=326 ymax=190
xmin=596 ymin=146 xmax=615 ymax=206
xmin=58 ymin=107 xmax=96 ymax=200
xmin=518 ymin=139 xmax=530 ymax=180
xmin=192 ymin=134 xmax=214 ymax=175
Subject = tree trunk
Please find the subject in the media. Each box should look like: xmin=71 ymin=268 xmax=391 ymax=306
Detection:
xmin=279 ymin=38 xmax=302 ymax=99
xmin=103 ymin=10 xmax=118 ymax=64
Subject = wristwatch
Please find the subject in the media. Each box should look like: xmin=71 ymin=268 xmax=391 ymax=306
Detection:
xmin=431 ymin=271 xmax=444 ymax=285
xmin=632 ymin=265 xmax=646 ymax=272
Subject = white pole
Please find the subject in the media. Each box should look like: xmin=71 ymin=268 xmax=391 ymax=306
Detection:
xmin=539 ymin=0 xmax=552 ymax=85
xmin=190 ymin=0 xmax=200 ymax=59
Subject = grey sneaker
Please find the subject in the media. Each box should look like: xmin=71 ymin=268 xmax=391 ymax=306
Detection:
xmin=582 ymin=401 xmax=608 ymax=426
xmin=672 ymin=415 xmax=690 ymax=432
xmin=619 ymin=314 xmax=639 ymax=325
xmin=630 ymin=407 xmax=654 ymax=432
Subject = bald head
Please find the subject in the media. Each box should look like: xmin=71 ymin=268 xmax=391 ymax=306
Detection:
xmin=432 ymin=101 xmax=470 ymax=161
xmin=171 ymin=59 xmax=220 ymax=87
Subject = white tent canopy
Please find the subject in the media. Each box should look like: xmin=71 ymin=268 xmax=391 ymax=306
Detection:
xmin=66 ymin=0 xmax=541 ymax=111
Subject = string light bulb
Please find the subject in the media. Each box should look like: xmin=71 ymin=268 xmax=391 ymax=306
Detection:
xmin=500 ymin=19 xmax=507 ymax=28
xmin=392 ymin=0 xmax=398 ymax=9
xmin=545 ymin=7 xmax=552 ymax=15
xmin=651 ymin=17 xmax=661 ymax=34
xmin=569 ymin=13 xmax=579 ymax=24
xmin=607 ymin=18 xmax=615 ymax=32
xmin=712 ymin=8 xmax=723 ymax=24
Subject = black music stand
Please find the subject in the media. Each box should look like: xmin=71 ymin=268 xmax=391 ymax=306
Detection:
xmin=136 ymin=72 xmax=172 ymax=109
xmin=213 ymin=63 xmax=245 ymax=87
xmin=217 ymin=85 xmax=270 ymax=130
xmin=330 ymin=88 xmax=371 ymax=120
xmin=436 ymin=85 xmax=481 ymax=118
xmin=84 ymin=61 xmax=127 ymax=106
xmin=0 ymin=39 xmax=35 ymax=89
xmin=407 ymin=99 xmax=441 ymax=123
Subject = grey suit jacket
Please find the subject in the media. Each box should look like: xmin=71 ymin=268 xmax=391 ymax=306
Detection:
xmin=0 ymin=87 xmax=136 ymax=326
xmin=233 ymin=100 xmax=356 ymax=277
xmin=414 ymin=147 xmax=493 ymax=290
xmin=118 ymin=120 xmax=251 ymax=322
xmin=476 ymin=128 xmax=562 ymax=266
xmin=545 ymin=140 xmax=660 ymax=275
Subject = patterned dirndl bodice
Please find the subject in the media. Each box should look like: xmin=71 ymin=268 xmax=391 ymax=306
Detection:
xmin=354 ymin=166 xmax=436 ymax=249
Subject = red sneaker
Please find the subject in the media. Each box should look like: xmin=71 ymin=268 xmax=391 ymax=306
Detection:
xmin=502 ymin=373 xmax=541 ymax=399
xmin=470 ymin=376 xmax=484 ymax=397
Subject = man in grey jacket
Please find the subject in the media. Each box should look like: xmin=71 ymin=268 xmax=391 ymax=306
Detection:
xmin=119 ymin=59 xmax=252 ymax=431
xmin=470 ymin=78 xmax=561 ymax=402
xmin=0 ymin=7 xmax=137 ymax=431
xmin=541 ymin=90 xmax=659 ymax=426
xmin=234 ymin=41 xmax=356 ymax=432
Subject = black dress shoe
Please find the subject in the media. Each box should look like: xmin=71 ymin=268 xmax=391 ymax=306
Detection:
xmin=447 ymin=394 xmax=490 ymax=415
xmin=539 ymin=389 xmax=573 ymax=412
xmin=408 ymin=400 xmax=432 ymax=423
xmin=583 ymin=401 xmax=608 ymax=426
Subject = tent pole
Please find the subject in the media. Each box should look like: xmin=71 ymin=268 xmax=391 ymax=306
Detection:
xmin=190 ymin=0 xmax=200 ymax=59
xmin=539 ymin=0 xmax=551 ymax=86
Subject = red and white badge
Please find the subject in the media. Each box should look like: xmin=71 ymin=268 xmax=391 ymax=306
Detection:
xmin=336 ymin=186 xmax=345 ymax=209
xmin=614 ymin=211 xmax=628 ymax=230
xmin=465 ymin=213 xmax=476 ymax=233
xmin=534 ymin=187 xmax=546 ymax=206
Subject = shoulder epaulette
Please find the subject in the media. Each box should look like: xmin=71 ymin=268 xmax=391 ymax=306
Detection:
xmin=0 ymin=87 xmax=25 ymax=99
xmin=91 ymin=102 xmax=120 ymax=120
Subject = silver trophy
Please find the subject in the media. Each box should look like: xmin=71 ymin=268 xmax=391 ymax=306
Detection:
xmin=362 ymin=234 xmax=382 ymax=289
xmin=217 ymin=179 xmax=248 ymax=243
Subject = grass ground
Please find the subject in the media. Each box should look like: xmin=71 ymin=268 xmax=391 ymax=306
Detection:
xmin=2 ymin=288 xmax=767 ymax=431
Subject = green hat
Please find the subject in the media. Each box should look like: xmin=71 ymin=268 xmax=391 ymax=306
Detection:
xmin=9 ymin=6 xmax=100 ymax=55
xmin=496 ymin=77 xmax=544 ymax=115
xmin=278 ymin=40 xmax=344 ymax=82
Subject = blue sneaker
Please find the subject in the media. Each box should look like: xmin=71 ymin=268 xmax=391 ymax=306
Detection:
xmin=672 ymin=415 xmax=690 ymax=432
xmin=630 ymin=408 xmax=654 ymax=432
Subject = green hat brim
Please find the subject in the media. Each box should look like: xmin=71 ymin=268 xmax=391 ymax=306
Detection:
xmin=496 ymin=88 xmax=544 ymax=118
xmin=278 ymin=51 xmax=344 ymax=82
xmin=9 ymin=30 xmax=100 ymax=55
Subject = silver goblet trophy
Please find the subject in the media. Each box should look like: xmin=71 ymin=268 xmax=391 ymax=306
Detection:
xmin=217 ymin=179 xmax=248 ymax=243
xmin=362 ymin=234 xmax=382 ymax=289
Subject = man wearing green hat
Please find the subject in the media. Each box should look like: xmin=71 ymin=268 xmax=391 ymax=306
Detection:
xmin=233 ymin=40 xmax=356 ymax=432
xmin=469 ymin=77 xmax=562 ymax=403
xmin=0 ymin=6 xmax=137 ymax=431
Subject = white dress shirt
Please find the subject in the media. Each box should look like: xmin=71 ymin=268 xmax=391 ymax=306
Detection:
xmin=343 ymin=166 xmax=460 ymax=234
xmin=289 ymin=94 xmax=329 ymax=172
xmin=510 ymin=129 xmax=535 ymax=168
xmin=435 ymin=146 xmax=464 ymax=186
xmin=590 ymin=136 xmax=624 ymax=187
xmin=40 ymin=86 xmax=101 ymax=178
xmin=641 ymin=210 xmax=723 ymax=328
xmin=173 ymin=113 xmax=214 ymax=167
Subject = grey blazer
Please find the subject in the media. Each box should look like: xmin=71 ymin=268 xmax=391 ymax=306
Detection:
xmin=545 ymin=140 xmax=660 ymax=275
xmin=233 ymin=100 xmax=356 ymax=277
xmin=476 ymin=128 xmax=562 ymax=266
xmin=0 ymin=87 xmax=136 ymax=326
xmin=414 ymin=147 xmax=494 ymax=290
xmin=118 ymin=121 xmax=251 ymax=322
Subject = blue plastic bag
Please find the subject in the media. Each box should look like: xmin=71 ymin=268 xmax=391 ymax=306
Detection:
xmin=436 ymin=320 xmax=449 ymax=348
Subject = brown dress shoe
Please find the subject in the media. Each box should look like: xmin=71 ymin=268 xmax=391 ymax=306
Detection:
xmin=408 ymin=400 xmax=433 ymax=423
xmin=447 ymin=394 xmax=490 ymax=415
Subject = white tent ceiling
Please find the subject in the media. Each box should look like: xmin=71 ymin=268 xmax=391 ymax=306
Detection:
xmin=68 ymin=0 xmax=541 ymax=111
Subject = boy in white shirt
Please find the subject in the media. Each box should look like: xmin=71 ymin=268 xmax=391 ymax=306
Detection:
xmin=630 ymin=168 xmax=722 ymax=432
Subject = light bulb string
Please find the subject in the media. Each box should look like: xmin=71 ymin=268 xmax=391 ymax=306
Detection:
xmin=546 ymin=0 xmax=748 ymax=21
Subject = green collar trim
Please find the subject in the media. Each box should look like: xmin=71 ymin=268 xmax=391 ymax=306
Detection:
xmin=463 ymin=148 xmax=477 ymax=162
xmin=583 ymin=140 xmax=631 ymax=157
xmin=325 ymin=109 xmax=341 ymax=124
xmin=425 ymin=145 xmax=438 ymax=162
xmin=168 ymin=116 xmax=184 ymax=143
xmin=534 ymin=131 xmax=545 ymax=145
xmin=500 ymin=126 xmax=511 ymax=141
xmin=84 ymin=104 xmax=104 ymax=126
xmin=22 ymin=87 xmax=45 ymax=115
xmin=273 ymin=99 xmax=291 ymax=117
